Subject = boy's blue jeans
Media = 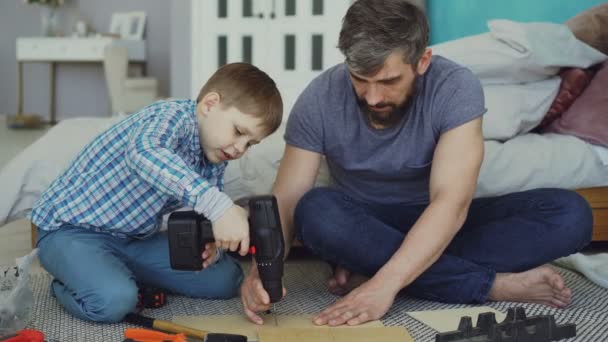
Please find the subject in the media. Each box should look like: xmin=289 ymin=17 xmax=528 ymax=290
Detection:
xmin=294 ymin=187 xmax=593 ymax=303
xmin=36 ymin=226 xmax=243 ymax=323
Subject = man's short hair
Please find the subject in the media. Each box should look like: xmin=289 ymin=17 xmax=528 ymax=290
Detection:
xmin=338 ymin=0 xmax=429 ymax=75
xmin=197 ymin=63 xmax=283 ymax=135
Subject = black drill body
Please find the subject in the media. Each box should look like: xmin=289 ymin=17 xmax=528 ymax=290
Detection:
xmin=168 ymin=195 xmax=285 ymax=303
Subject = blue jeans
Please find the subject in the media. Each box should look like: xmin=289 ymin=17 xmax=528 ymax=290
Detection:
xmin=294 ymin=187 xmax=592 ymax=304
xmin=36 ymin=226 xmax=243 ymax=323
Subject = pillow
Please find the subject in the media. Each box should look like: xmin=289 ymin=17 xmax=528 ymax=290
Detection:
xmin=477 ymin=133 xmax=608 ymax=198
xmin=223 ymin=123 xmax=331 ymax=200
xmin=535 ymin=68 xmax=595 ymax=131
xmin=544 ymin=61 xmax=608 ymax=147
xmin=431 ymin=19 xmax=606 ymax=85
xmin=566 ymin=3 xmax=608 ymax=55
xmin=482 ymin=77 xmax=560 ymax=140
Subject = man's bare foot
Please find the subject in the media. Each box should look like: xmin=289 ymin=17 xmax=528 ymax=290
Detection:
xmin=488 ymin=266 xmax=572 ymax=308
xmin=327 ymin=266 xmax=368 ymax=296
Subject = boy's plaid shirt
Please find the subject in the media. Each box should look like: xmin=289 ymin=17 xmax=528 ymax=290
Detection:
xmin=29 ymin=99 xmax=228 ymax=239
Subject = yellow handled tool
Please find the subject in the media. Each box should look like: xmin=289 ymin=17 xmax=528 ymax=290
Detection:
xmin=124 ymin=313 xmax=247 ymax=342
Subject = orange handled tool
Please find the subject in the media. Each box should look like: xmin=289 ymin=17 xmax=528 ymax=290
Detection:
xmin=124 ymin=328 xmax=189 ymax=342
xmin=124 ymin=313 xmax=247 ymax=342
xmin=1 ymin=329 xmax=44 ymax=342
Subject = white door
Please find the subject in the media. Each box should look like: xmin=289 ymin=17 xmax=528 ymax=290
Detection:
xmin=191 ymin=0 xmax=351 ymax=117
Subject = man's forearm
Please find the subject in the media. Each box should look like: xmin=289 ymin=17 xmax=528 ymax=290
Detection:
xmin=272 ymin=191 xmax=297 ymax=260
xmin=269 ymin=145 xmax=322 ymax=260
xmin=375 ymin=195 xmax=471 ymax=292
xmin=279 ymin=203 xmax=296 ymax=258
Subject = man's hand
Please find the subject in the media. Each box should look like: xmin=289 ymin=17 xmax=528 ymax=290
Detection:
xmin=313 ymin=277 xmax=397 ymax=326
xmin=211 ymin=205 xmax=250 ymax=256
xmin=240 ymin=266 xmax=287 ymax=325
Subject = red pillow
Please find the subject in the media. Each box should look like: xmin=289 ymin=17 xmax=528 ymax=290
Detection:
xmin=536 ymin=68 xmax=594 ymax=130
xmin=544 ymin=61 xmax=608 ymax=147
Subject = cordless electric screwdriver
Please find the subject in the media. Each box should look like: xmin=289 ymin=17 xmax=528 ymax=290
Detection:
xmin=167 ymin=195 xmax=285 ymax=303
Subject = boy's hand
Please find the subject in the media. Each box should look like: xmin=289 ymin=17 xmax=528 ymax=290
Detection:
xmin=212 ymin=205 xmax=250 ymax=256
xmin=201 ymin=242 xmax=221 ymax=268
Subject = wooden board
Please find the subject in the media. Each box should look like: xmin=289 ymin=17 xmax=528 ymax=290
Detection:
xmin=407 ymin=306 xmax=505 ymax=333
xmin=173 ymin=314 xmax=386 ymax=342
xmin=258 ymin=327 xmax=413 ymax=342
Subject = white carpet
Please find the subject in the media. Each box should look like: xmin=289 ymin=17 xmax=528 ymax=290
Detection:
xmin=22 ymin=261 xmax=608 ymax=342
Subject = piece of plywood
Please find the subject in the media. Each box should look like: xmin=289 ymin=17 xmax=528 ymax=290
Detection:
xmin=173 ymin=314 xmax=384 ymax=342
xmin=407 ymin=306 xmax=506 ymax=333
xmin=258 ymin=327 xmax=413 ymax=342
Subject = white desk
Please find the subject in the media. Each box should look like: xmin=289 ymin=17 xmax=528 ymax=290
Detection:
xmin=16 ymin=37 xmax=146 ymax=124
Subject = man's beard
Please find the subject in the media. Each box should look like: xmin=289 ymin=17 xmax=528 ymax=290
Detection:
xmin=356 ymin=77 xmax=418 ymax=128
xmin=358 ymin=100 xmax=405 ymax=127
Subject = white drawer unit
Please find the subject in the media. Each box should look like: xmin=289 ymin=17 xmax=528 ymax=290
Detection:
xmin=15 ymin=37 xmax=148 ymax=124
xmin=16 ymin=37 xmax=146 ymax=62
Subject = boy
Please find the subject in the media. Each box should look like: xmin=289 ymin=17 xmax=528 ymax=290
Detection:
xmin=29 ymin=63 xmax=283 ymax=323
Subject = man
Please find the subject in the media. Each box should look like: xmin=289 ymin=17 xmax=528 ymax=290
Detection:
xmin=240 ymin=0 xmax=593 ymax=326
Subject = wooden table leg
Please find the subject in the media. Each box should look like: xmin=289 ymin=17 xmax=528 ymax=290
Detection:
xmin=50 ymin=62 xmax=56 ymax=125
xmin=17 ymin=61 xmax=23 ymax=114
xmin=30 ymin=222 xmax=38 ymax=248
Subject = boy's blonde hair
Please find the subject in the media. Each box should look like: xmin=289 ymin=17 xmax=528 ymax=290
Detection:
xmin=197 ymin=63 xmax=283 ymax=135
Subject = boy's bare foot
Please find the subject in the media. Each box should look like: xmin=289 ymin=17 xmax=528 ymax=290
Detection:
xmin=488 ymin=266 xmax=572 ymax=308
xmin=327 ymin=266 xmax=368 ymax=296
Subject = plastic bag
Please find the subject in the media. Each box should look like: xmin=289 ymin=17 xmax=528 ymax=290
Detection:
xmin=0 ymin=248 xmax=38 ymax=336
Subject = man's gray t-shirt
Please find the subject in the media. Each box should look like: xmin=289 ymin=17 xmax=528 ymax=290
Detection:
xmin=285 ymin=56 xmax=486 ymax=205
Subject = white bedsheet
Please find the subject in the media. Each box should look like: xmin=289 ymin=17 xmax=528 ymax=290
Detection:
xmin=2 ymin=117 xmax=606 ymax=226
xmin=592 ymin=144 xmax=608 ymax=166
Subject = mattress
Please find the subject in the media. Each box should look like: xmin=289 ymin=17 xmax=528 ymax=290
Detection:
xmin=223 ymin=127 xmax=608 ymax=201
xmin=1 ymin=118 xmax=607 ymax=225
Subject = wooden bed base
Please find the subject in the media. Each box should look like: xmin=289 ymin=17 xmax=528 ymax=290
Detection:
xmin=29 ymin=187 xmax=608 ymax=248
xmin=576 ymin=187 xmax=608 ymax=241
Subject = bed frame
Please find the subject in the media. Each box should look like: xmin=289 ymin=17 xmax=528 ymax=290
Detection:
xmin=29 ymin=186 xmax=608 ymax=248
xmin=576 ymin=186 xmax=608 ymax=241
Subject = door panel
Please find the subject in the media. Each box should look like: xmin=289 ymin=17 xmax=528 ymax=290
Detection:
xmin=191 ymin=0 xmax=351 ymax=117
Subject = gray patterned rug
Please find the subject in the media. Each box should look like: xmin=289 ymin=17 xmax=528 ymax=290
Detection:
xmin=25 ymin=260 xmax=608 ymax=341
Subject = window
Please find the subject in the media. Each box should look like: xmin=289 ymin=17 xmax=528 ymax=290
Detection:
xmin=312 ymin=0 xmax=323 ymax=15
xmin=285 ymin=0 xmax=296 ymax=16
xmin=242 ymin=0 xmax=253 ymax=17
xmin=285 ymin=35 xmax=296 ymax=70
xmin=312 ymin=34 xmax=323 ymax=70
xmin=243 ymin=36 xmax=253 ymax=63
xmin=218 ymin=0 xmax=228 ymax=18
xmin=218 ymin=36 xmax=228 ymax=67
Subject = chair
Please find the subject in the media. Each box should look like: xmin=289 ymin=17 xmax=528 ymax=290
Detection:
xmin=103 ymin=44 xmax=158 ymax=114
